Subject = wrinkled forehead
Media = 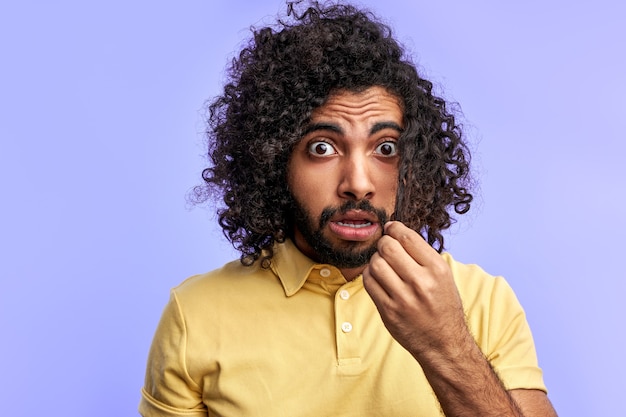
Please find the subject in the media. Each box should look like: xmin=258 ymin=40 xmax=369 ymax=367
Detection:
xmin=303 ymin=86 xmax=404 ymax=129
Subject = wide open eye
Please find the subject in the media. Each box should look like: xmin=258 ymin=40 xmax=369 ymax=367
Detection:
xmin=308 ymin=141 xmax=336 ymax=156
xmin=375 ymin=141 xmax=398 ymax=156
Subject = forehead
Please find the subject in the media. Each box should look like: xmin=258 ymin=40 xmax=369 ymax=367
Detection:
xmin=311 ymin=86 xmax=404 ymax=125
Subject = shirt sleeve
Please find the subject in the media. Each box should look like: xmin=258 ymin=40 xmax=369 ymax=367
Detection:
xmin=139 ymin=291 xmax=208 ymax=417
xmin=484 ymin=277 xmax=546 ymax=392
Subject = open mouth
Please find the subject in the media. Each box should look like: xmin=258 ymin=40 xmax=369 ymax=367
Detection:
xmin=329 ymin=211 xmax=380 ymax=241
xmin=336 ymin=220 xmax=373 ymax=229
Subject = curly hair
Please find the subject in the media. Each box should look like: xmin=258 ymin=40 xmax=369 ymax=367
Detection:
xmin=192 ymin=1 xmax=473 ymax=267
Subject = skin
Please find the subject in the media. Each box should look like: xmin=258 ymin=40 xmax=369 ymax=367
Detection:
xmin=365 ymin=221 xmax=557 ymax=416
xmin=288 ymin=86 xmax=402 ymax=280
xmin=287 ymin=86 xmax=557 ymax=416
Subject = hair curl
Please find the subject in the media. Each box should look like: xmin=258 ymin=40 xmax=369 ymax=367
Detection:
xmin=192 ymin=1 xmax=473 ymax=267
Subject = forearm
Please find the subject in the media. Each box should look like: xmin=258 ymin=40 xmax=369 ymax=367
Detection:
xmin=413 ymin=328 xmax=523 ymax=417
xmin=364 ymin=222 xmax=557 ymax=416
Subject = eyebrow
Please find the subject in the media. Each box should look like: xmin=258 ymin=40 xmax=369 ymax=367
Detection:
xmin=302 ymin=121 xmax=404 ymax=136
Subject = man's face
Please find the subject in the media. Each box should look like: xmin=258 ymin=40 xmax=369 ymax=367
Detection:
xmin=287 ymin=86 xmax=403 ymax=272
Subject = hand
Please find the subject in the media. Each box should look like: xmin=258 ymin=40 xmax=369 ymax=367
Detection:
xmin=364 ymin=222 xmax=559 ymax=416
xmin=363 ymin=221 xmax=469 ymax=360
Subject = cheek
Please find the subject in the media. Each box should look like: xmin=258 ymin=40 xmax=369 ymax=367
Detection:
xmin=385 ymin=183 xmax=399 ymax=213
xmin=287 ymin=164 xmax=309 ymax=195
xmin=374 ymin=165 xmax=399 ymax=206
xmin=287 ymin=162 xmax=323 ymax=211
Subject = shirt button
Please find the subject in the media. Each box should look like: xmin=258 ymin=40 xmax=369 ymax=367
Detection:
xmin=339 ymin=290 xmax=350 ymax=300
xmin=320 ymin=268 xmax=331 ymax=277
xmin=341 ymin=322 xmax=353 ymax=333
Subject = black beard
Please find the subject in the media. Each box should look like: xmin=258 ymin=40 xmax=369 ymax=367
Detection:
xmin=290 ymin=198 xmax=388 ymax=268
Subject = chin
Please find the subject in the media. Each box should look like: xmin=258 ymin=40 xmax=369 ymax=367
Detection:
xmin=312 ymin=238 xmax=378 ymax=269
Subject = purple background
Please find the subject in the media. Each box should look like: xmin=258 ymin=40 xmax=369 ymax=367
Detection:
xmin=1 ymin=1 xmax=624 ymax=415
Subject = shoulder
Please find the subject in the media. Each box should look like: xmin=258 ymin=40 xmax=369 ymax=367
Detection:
xmin=175 ymin=259 xmax=264 ymax=291
xmin=441 ymin=252 xmax=528 ymax=345
xmin=441 ymin=252 xmax=518 ymax=306
xmin=169 ymin=259 xmax=285 ymax=314
xmin=441 ymin=253 xmax=542 ymax=381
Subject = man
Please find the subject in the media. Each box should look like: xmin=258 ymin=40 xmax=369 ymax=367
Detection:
xmin=140 ymin=2 xmax=557 ymax=416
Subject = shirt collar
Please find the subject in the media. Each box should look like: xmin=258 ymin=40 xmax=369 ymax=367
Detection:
xmin=270 ymin=239 xmax=318 ymax=297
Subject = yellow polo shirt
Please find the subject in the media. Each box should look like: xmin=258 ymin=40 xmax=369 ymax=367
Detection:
xmin=140 ymin=239 xmax=545 ymax=416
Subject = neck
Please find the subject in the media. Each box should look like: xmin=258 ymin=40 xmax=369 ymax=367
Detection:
xmin=340 ymin=266 xmax=366 ymax=281
xmin=290 ymin=232 xmax=367 ymax=282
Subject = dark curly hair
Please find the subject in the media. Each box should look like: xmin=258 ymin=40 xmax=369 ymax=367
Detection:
xmin=192 ymin=1 xmax=473 ymax=267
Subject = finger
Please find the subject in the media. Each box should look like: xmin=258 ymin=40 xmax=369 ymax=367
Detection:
xmin=376 ymin=232 xmax=429 ymax=285
xmin=363 ymin=250 xmax=404 ymax=301
xmin=378 ymin=224 xmax=453 ymax=292
xmin=383 ymin=221 xmax=441 ymax=267
xmin=362 ymin=263 xmax=388 ymax=308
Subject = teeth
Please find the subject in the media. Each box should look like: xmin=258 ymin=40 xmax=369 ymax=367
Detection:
xmin=337 ymin=221 xmax=372 ymax=228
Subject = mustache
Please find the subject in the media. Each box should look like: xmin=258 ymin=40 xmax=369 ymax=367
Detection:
xmin=319 ymin=200 xmax=389 ymax=229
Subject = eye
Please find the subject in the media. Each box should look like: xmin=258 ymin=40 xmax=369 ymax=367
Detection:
xmin=308 ymin=141 xmax=336 ymax=156
xmin=375 ymin=141 xmax=398 ymax=156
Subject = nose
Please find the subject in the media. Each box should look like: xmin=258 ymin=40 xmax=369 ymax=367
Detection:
xmin=337 ymin=155 xmax=375 ymax=201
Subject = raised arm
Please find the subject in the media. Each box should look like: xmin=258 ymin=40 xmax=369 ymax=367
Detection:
xmin=363 ymin=221 xmax=557 ymax=416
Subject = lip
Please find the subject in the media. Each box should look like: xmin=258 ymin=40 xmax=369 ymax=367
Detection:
xmin=328 ymin=210 xmax=381 ymax=241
